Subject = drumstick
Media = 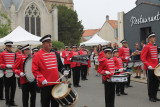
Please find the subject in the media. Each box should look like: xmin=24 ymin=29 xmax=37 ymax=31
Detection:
xmin=56 ymin=75 xmax=65 ymax=82
xmin=47 ymin=82 xmax=62 ymax=84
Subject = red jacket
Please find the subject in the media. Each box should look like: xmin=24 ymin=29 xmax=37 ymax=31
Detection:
xmin=118 ymin=47 xmax=130 ymax=63
xmin=13 ymin=54 xmax=27 ymax=84
xmin=32 ymin=49 xmax=60 ymax=87
xmin=98 ymin=58 xmax=115 ymax=81
xmin=79 ymin=49 xmax=91 ymax=67
xmin=15 ymin=52 xmax=22 ymax=59
xmin=113 ymin=56 xmax=124 ymax=74
xmin=68 ymin=51 xmax=80 ymax=68
xmin=0 ymin=50 xmax=15 ymax=70
xmin=141 ymin=42 xmax=158 ymax=69
xmin=98 ymin=50 xmax=105 ymax=62
xmin=62 ymin=50 xmax=70 ymax=64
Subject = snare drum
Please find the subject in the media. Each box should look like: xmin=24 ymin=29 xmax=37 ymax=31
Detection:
xmin=0 ymin=69 xmax=4 ymax=78
xmin=5 ymin=69 xmax=13 ymax=78
xmin=134 ymin=61 xmax=142 ymax=67
xmin=52 ymin=83 xmax=78 ymax=107
xmin=108 ymin=75 xmax=128 ymax=83
xmin=128 ymin=61 xmax=134 ymax=68
xmin=23 ymin=56 xmax=35 ymax=83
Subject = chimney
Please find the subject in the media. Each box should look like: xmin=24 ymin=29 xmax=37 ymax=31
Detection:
xmin=106 ymin=15 xmax=109 ymax=21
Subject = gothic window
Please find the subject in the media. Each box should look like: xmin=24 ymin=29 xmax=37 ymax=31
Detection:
xmin=25 ymin=3 xmax=41 ymax=36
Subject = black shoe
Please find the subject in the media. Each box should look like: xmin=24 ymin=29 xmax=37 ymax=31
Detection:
xmin=155 ymin=97 xmax=160 ymax=101
xmin=149 ymin=98 xmax=156 ymax=102
xmin=6 ymin=104 xmax=10 ymax=107
xmin=0 ymin=98 xmax=5 ymax=100
xmin=127 ymin=85 xmax=133 ymax=87
xmin=116 ymin=93 xmax=120 ymax=96
xmin=84 ymin=78 xmax=88 ymax=80
xmin=77 ymin=84 xmax=81 ymax=87
xmin=134 ymin=76 xmax=138 ymax=78
xmin=137 ymin=76 xmax=141 ymax=78
xmin=121 ymin=92 xmax=128 ymax=95
xmin=74 ymin=85 xmax=77 ymax=87
xmin=9 ymin=102 xmax=18 ymax=106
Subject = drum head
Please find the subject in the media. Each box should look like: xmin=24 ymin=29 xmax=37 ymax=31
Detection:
xmin=0 ymin=70 xmax=4 ymax=78
xmin=23 ymin=57 xmax=35 ymax=82
xmin=5 ymin=69 xmax=13 ymax=78
xmin=154 ymin=64 xmax=160 ymax=77
xmin=52 ymin=83 xmax=69 ymax=99
xmin=128 ymin=62 xmax=133 ymax=68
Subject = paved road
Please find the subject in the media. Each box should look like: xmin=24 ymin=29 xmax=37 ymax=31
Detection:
xmin=0 ymin=66 xmax=160 ymax=107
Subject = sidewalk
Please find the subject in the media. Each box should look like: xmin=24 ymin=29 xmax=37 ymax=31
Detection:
xmin=130 ymin=71 xmax=147 ymax=84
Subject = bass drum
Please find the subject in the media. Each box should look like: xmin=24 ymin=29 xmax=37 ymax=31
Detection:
xmin=154 ymin=64 xmax=160 ymax=79
xmin=23 ymin=56 xmax=35 ymax=83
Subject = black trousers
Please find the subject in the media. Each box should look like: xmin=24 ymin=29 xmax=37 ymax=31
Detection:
xmin=40 ymin=85 xmax=59 ymax=107
xmin=4 ymin=75 xmax=16 ymax=104
xmin=22 ymin=82 xmax=36 ymax=107
xmin=0 ymin=77 xmax=4 ymax=99
xmin=64 ymin=64 xmax=71 ymax=78
xmin=116 ymin=83 xmax=125 ymax=94
xmin=126 ymin=74 xmax=131 ymax=86
xmin=72 ymin=66 xmax=81 ymax=86
xmin=104 ymin=81 xmax=115 ymax=107
xmin=81 ymin=65 xmax=88 ymax=80
xmin=147 ymin=70 xmax=159 ymax=99
xmin=17 ymin=78 xmax=21 ymax=88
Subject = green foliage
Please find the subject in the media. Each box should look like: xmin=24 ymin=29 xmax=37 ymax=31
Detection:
xmin=52 ymin=5 xmax=84 ymax=45
xmin=52 ymin=41 xmax=65 ymax=50
xmin=0 ymin=11 xmax=11 ymax=38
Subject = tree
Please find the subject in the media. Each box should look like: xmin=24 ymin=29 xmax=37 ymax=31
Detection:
xmin=0 ymin=11 xmax=11 ymax=38
xmin=55 ymin=5 xmax=84 ymax=45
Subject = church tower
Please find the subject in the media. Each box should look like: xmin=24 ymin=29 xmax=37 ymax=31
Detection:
xmin=44 ymin=0 xmax=74 ymax=12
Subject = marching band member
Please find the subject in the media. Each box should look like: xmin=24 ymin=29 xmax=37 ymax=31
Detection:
xmin=13 ymin=44 xmax=36 ymax=107
xmin=68 ymin=45 xmax=81 ymax=87
xmin=62 ymin=45 xmax=71 ymax=78
xmin=79 ymin=44 xmax=91 ymax=80
xmin=0 ymin=41 xmax=17 ymax=107
xmin=32 ymin=47 xmax=40 ymax=93
xmin=98 ymin=47 xmax=117 ymax=107
xmin=0 ymin=52 xmax=4 ymax=100
xmin=15 ymin=45 xmax=23 ymax=89
xmin=141 ymin=33 xmax=160 ymax=102
xmin=112 ymin=48 xmax=127 ymax=96
xmin=119 ymin=40 xmax=132 ymax=87
xmin=98 ymin=45 xmax=107 ymax=62
xmin=32 ymin=35 xmax=68 ymax=107
xmin=32 ymin=47 xmax=39 ymax=55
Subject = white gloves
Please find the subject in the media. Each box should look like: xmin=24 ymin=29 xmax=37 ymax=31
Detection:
xmin=148 ymin=66 xmax=152 ymax=70
xmin=129 ymin=58 xmax=131 ymax=61
xmin=42 ymin=79 xmax=47 ymax=85
xmin=105 ymin=71 xmax=111 ymax=75
xmin=20 ymin=72 xmax=25 ymax=77
xmin=125 ymin=57 xmax=129 ymax=60
xmin=6 ymin=64 xmax=12 ymax=68
xmin=118 ymin=68 xmax=123 ymax=72
xmin=70 ymin=58 xmax=72 ymax=61
xmin=63 ymin=70 xmax=69 ymax=76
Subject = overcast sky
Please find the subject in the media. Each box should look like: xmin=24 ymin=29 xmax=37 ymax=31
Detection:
xmin=74 ymin=0 xmax=137 ymax=29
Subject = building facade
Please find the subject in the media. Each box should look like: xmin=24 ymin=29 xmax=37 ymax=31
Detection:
xmin=98 ymin=16 xmax=118 ymax=44
xmin=81 ymin=29 xmax=100 ymax=42
xmin=124 ymin=0 xmax=160 ymax=49
xmin=0 ymin=0 xmax=74 ymax=41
